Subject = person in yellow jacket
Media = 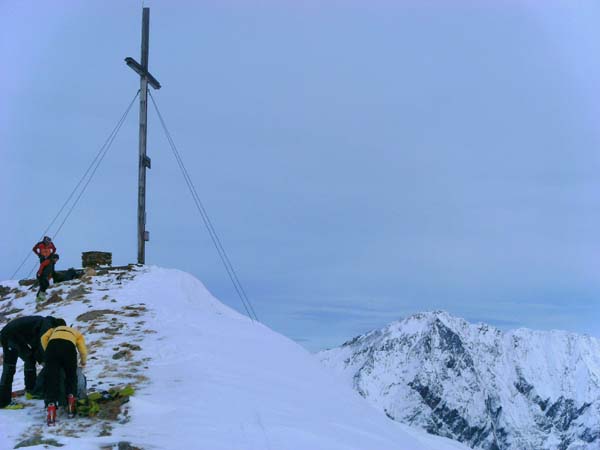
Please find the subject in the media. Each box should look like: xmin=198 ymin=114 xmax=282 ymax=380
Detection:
xmin=40 ymin=318 xmax=87 ymax=417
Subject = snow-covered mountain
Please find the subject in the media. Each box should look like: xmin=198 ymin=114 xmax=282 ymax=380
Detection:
xmin=0 ymin=267 xmax=469 ymax=450
xmin=318 ymin=311 xmax=600 ymax=450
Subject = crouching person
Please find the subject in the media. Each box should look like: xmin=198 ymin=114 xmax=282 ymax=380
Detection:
xmin=41 ymin=319 xmax=87 ymax=424
xmin=0 ymin=316 xmax=61 ymax=408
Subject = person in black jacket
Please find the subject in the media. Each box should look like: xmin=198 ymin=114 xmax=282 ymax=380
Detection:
xmin=0 ymin=316 xmax=61 ymax=407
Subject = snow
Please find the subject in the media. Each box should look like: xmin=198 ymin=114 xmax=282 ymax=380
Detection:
xmin=318 ymin=310 xmax=600 ymax=450
xmin=0 ymin=266 xmax=469 ymax=450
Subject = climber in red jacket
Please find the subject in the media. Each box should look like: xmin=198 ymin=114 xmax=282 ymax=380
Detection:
xmin=33 ymin=236 xmax=56 ymax=263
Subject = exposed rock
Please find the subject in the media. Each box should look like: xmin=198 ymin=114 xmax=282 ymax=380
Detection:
xmin=67 ymin=285 xmax=90 ymax=300
xmin=35 ymin=293 xmax=64 ymax=311
xmin=120 ymin=343 xmax=141 ymax=351
xmin=112 ymin=349 xmax=132 ymax=360
xmin=100 ymin=442 xmax=143 ymax=450
xmin=14 ymin=436 xmax=64 ymax=448
xmin=0 ymin=285 xmax=11 ymax=299
xmin=76 ymin=309 xmax=120 ymax=322
xmin=82 ymin=251 xmax=112 ymax=267
xmin=3 ymin=307 xmax=24 ymax=316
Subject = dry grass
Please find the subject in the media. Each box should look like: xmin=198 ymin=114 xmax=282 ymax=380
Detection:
xmin=76 ymin=309 xmax=121 ymax=322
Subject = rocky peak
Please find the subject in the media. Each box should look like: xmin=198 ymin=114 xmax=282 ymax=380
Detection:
xmin=319 ymin=311 xmax=600 ymax=450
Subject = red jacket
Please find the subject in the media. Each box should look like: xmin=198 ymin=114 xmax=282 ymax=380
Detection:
xmin=33 ymin=241 xmax=56 ymax=259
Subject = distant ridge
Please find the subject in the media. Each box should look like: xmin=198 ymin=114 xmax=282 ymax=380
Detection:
xmin=319 ymin=310 xmax=600 ymax=450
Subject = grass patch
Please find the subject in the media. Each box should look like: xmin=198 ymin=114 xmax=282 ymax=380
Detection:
xmin=77 ymin=309 xmax=120 ymax=322
xmin=35 ymin=293 xmax=64 ymax=311
xmin=14 ymin=436 xmax=64 ymax=448
xmin=67 ymin=285 xmax=90 ymax=300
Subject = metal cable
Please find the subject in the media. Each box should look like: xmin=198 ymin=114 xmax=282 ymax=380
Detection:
xmin=53 ymin=91 xmax=139 ymax=240
xmin=151 ymin=95 xmax=258 ymax=322
xmin=149 ymin=91 xmax=259 ymax=322
xmin=13 ymin=90 xmax=140 ymax=280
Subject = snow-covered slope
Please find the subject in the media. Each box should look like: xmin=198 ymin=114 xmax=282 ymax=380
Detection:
xmin=0 ymin=267 xmax=469 ymax=450
xmin=318 ymin=311 xmax=600 ymax=450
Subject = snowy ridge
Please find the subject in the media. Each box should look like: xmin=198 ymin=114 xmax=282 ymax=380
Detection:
xmin=318 ymin=311 xmax=600 ymax=450
xmin=0 ymin=267 xmax=469 ymax=449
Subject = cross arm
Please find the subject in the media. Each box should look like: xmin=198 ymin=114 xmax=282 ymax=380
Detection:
xmin=125 ymin=57 xmax=162 ymax=90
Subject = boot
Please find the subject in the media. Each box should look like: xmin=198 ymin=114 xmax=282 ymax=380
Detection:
xmin=67 ymin=394 xmax=76 ymax=418
xmin=36 ymin=291 xmax=46 ymax=302
xmin=47 ymin=403 xmax=57 ymax=426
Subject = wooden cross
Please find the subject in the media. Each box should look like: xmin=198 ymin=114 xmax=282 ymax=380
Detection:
xmin=125 ymin=7 xmax=161 ymax=264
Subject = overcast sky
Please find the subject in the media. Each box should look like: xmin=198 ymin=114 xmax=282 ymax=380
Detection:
xmin=2 ymin=0 xmax=600 ymax=351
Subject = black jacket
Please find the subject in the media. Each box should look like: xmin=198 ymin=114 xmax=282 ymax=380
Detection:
xmin=0 ymin=316 xmax=58 ymax=363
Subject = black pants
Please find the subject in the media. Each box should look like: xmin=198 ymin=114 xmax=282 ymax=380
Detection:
xmin=37 ymin=275 xmax=50 ymax=294
xmin=44 ymin=339 xmax=77 ymax=406
xmin=0 ymin=336 xmax=37 ymax=407
xmin=37 ymin=261 xmax=54 ymax=295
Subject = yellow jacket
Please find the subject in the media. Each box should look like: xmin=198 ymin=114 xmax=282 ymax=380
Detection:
xmin=41 ymin=326 xmax=87 ymax=366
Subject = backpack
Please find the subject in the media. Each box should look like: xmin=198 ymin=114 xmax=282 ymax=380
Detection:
xmin=32 ymin=366 xmax=87 ymax=405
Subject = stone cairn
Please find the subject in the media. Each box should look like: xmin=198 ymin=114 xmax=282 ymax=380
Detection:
xmin=81 ymin=251 xmax=112 ymax=268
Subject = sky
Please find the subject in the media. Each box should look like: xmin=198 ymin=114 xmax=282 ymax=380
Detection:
xmin=2 ymin=0 xmax=600 ymax=352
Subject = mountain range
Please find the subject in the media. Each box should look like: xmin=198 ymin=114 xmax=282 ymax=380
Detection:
xmin=318 ymin=310 xmax=600 ymax=450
